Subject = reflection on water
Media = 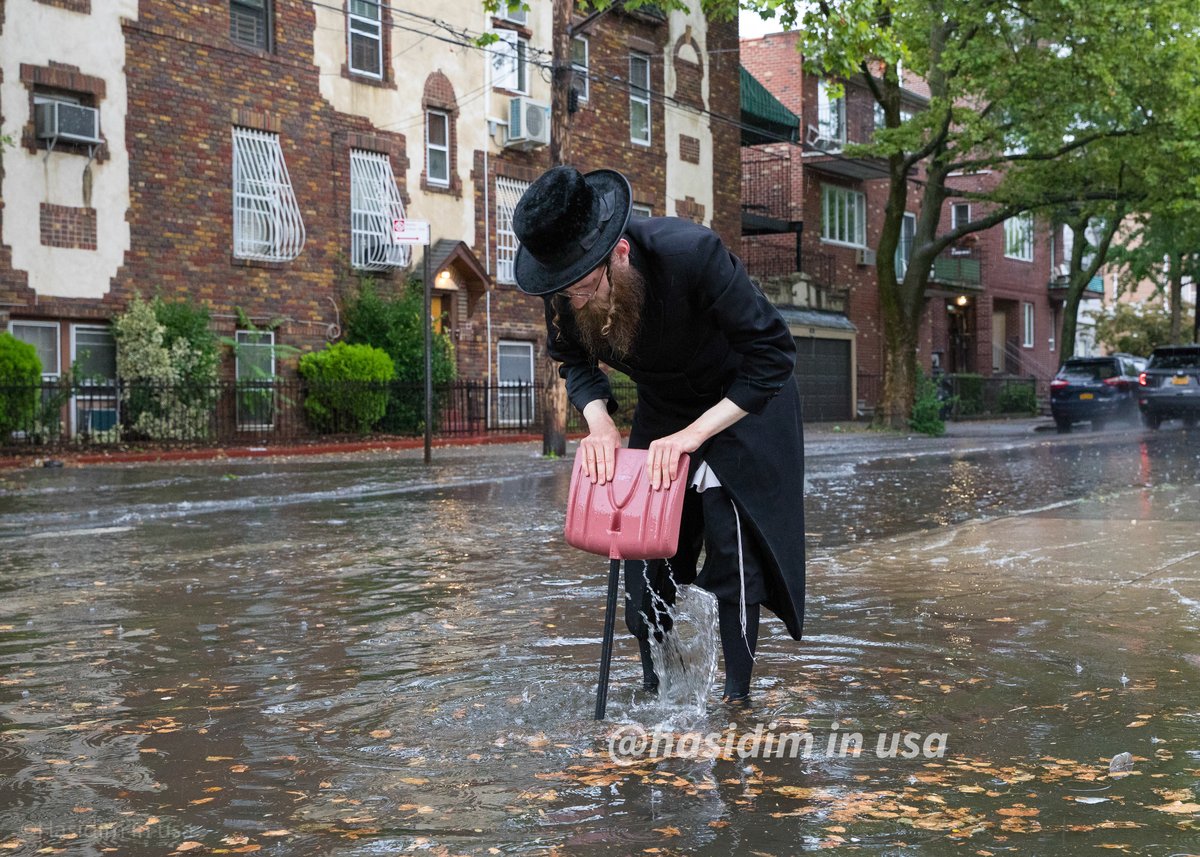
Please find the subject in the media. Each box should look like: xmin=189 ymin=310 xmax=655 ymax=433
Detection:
xmin=1 ymin=434 xmax=1199 ymax=855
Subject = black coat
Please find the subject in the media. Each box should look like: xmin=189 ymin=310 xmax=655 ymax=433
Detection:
xmin=546 ymin=217 xmax=807 ymax=640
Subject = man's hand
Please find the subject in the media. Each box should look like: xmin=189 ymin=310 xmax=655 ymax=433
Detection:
xmin=646 ymin=428 xmax=701 ymax=491
xmin=580 ymin=400 xmax=621 ymax=484
xmin=646 ymin=398 xmax=750 ymax=490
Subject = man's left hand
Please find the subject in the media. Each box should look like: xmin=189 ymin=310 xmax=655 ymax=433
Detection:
xmin=646 ymin=429 xmax=700 ymax=491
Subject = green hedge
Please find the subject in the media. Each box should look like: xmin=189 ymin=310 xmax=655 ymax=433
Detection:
xmin=0 ymin=333 xmax=42 ymax=436
xmin=997 ymin=381 xmax=1038 ymax=415
xmin=299 ymin=342 xmax=395 ymax=433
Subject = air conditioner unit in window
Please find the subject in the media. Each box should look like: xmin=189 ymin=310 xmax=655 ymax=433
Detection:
xmin=35 ymin=101 xmax=102 ymax=146
xmin=857 ymin=248 xmax=877 ymax=266
xmin=506 ymin=96 xmax=550 ymax=150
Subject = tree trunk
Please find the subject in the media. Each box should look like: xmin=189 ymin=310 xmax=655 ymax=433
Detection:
xmin=540 ymin=0 xmax=573 ymax=458
xmin=1169 ymin=250 xmax=1183 ymax=344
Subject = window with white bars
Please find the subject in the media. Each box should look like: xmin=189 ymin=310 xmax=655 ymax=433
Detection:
xmin=629 ymin=53 xmax=651 ymax=145
xmin=348 ymin=0 xmax=383 ymax=78
xmin=1005 ymin=213 xmax=1034 ymax=261
xmin=495 ymin=176 xmax=529 ymax=285
xmin=817 ymin=80 xmax=845 ymax=146
xmin=230 ymin=0 xmax=269 ymax=50
xmin=231 ymin=127 xmax=305 ymax=262
xmin=350 ymin=149 xmax=410 ymax=271
xmin=1023 ymin=302 xmax=1035 ymax=348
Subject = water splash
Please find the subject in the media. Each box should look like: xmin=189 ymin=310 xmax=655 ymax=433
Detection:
xmin=645 ymin=579 xmax=719 ymax=716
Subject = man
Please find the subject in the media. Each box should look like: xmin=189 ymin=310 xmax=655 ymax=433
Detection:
xmin=513 ymin=166 xmax=805 ymax=703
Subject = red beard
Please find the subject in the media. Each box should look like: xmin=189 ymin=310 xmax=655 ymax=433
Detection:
xmin=574 ymin=260 xmax=646 ymax=361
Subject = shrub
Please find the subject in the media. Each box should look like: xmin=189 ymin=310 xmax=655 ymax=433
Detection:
xmin=997 ymin=381 xmax=1039 ymax=415
xmin=113 ymin=294 xmax=218 ymax=440
xmin=342 ymin=278 xmax=455 ymax=434
xmin=0 ymin=333 xmax=42 ymax=436
xmin=299 ymin=342 xmax=395 ymax=433
xmin=909 ymin=370 xmax=945 ymax=437
xmin=951 ymin=373 xmax=984 ymax=416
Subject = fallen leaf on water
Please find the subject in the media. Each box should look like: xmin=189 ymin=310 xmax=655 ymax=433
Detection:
xmin=229 ymin=765 xmax=249 ymax=773
xmin=231 ymin=846 xmax=261 ymax=853
xmin=653 ymin=826 xmax=681 ymax=837
xmin=0 ymin=843 xmax=23 ymax=851
xmin=1150 ymin=801 xmax=1200 ymax=814
xmin=260 ymin=830 xmax=291 ymax=837
xmin=174 ymin=842 xmax=204 ymax=852
xmin=996 ymin=806 xmax=1039 ymax=817
xmin=987 ymin=617 xmax=1015 ymax=623
xmin=369 ymin=730 xmax=391 ymax=739
xmin=1154 ymin=788 xmax=1193 ymax=802
xmin=220 ymin=836 xmax=249 ymax=845
xmin=189 ymin=797 xmax=215 ymax=806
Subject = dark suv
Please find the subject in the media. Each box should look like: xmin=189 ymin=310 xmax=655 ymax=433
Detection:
xmin=1050 ymin=354 xmax=1145 ymax=433
xmin=1138 ymin=345 xmax=1200 ymax=429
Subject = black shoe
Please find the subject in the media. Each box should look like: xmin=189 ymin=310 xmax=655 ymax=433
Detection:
xmin=722 ymin=692 xmax=751 ymax=708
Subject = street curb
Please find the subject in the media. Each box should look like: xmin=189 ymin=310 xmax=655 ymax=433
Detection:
xmin=0 ymin=432 xmax=585 ymax=470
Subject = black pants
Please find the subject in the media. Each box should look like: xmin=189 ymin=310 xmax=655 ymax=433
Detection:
xmin=624 ymin=485 xmax=766 ymax=696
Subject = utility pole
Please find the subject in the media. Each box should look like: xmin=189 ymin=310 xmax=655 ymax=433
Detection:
xmin=540 ymin=0 xmax=574 ymax=458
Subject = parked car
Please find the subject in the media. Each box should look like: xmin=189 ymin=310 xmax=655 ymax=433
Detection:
xmin=1138 ymin=345 xmax=1200 ymax=430
xmin=1050 ymin=354 xmax=1146 ymax=433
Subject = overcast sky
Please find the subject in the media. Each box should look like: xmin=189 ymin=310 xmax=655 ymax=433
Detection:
xmin=738 ymin=8 xmax=785 ymax=39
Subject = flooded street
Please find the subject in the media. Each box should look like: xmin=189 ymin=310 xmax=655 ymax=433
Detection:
xmin=2 ymin=425 xmax=1199 ymax=855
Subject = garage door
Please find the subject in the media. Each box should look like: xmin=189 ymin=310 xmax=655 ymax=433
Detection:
xmin=793 ymin=337 xmax=852 ymax=422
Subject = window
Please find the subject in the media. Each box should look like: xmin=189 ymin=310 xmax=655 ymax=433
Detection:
xmin=896 ymin=212 xmax=915 ymax=277
xmin=232 ymin=127 xmax=306 ymax=262
xmin=426 ymin=110 xmax=449 ymax=187
xmin=1023 ymin=302 xmax=1035 ymax=348
xmin=632 ymin=203 xmax=653 ymax=218
xmin=491 ymin=30 xmax=528 ymax=94
xmin=349 ymin=149 xmax=409 ymax=271
xmin=951 ymin=203 xmax=970 ymax=231
xmin=817 ymin=80 xmax=845 ymax=145
xmin=348 ymin=0 xmax=383 ymax=78
xmin=571 ymin=36 xmax=589 ymax=103
xmin=496 ymin=340 xmax=535 ymax=427
xmin=1004 ymin=213 xmax=1033 ymax=261
xmin=629 ymin=53 xmax=651 ymax=146
xmin=71 ymin=325 xmax=118 ymax=436
xmin=821 ymin=185 xmax=866 ymax=248
xmin=498 ymin=1 xmax=527 ymax=26
xmin=236 ymin=330 xmax=275 ymax=430
xmin=71 ymin=326 xmax=116 ymax=383
xmin=495 ymin=175 xmax=529 ymax=284
xmin=9 ymin=321 xmax=60 ymax=379
xmin=230 ymin=0 xmax=269 ymax=50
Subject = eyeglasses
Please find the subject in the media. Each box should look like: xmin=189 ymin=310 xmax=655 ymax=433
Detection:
xmin=563 ymin=260 xmax=610 ymax=307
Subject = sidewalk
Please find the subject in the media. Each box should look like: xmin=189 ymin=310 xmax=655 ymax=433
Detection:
xmin=1 ymin=417 xmax=1065 ymax=470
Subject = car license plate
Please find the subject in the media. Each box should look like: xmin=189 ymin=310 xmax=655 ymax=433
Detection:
xmin=1079 ymin=392 xmax=1094 ymax=400
xmin=1173 ymin=376 xmax=1191 ymax=386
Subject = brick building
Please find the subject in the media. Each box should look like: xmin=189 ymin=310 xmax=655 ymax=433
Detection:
xmin=0 ymin=0 xmax=739 ymax=433
xmin=741 ymin=31 xmax=1066 ymax=418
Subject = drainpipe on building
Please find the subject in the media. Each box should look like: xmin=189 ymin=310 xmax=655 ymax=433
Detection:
xmin=483 ymin=148 xmax=492 ymax=389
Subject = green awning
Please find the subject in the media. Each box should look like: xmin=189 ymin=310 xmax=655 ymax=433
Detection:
xmin=740 ymin=65 xmax=799 ymax=145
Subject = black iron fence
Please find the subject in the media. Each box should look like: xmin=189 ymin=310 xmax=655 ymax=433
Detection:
xmin=938 ymin=374 xmax=1038 ymax=419
xmin=0 ymin=378 xmax=640 ymax=451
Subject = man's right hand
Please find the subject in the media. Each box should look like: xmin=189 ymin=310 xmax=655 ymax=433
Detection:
xmin=580 ymin=400 xmax=621 ymax=484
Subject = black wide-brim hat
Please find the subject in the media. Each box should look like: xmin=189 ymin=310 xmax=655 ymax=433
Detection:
xmin=513 ymin=167 xmax=632 ymax=296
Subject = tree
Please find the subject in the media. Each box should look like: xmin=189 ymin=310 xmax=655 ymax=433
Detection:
xmin=726 ymin=0 xmax=1200 ymax=426
xmin=1107 ymin=207 xmax=1200 ymax=346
